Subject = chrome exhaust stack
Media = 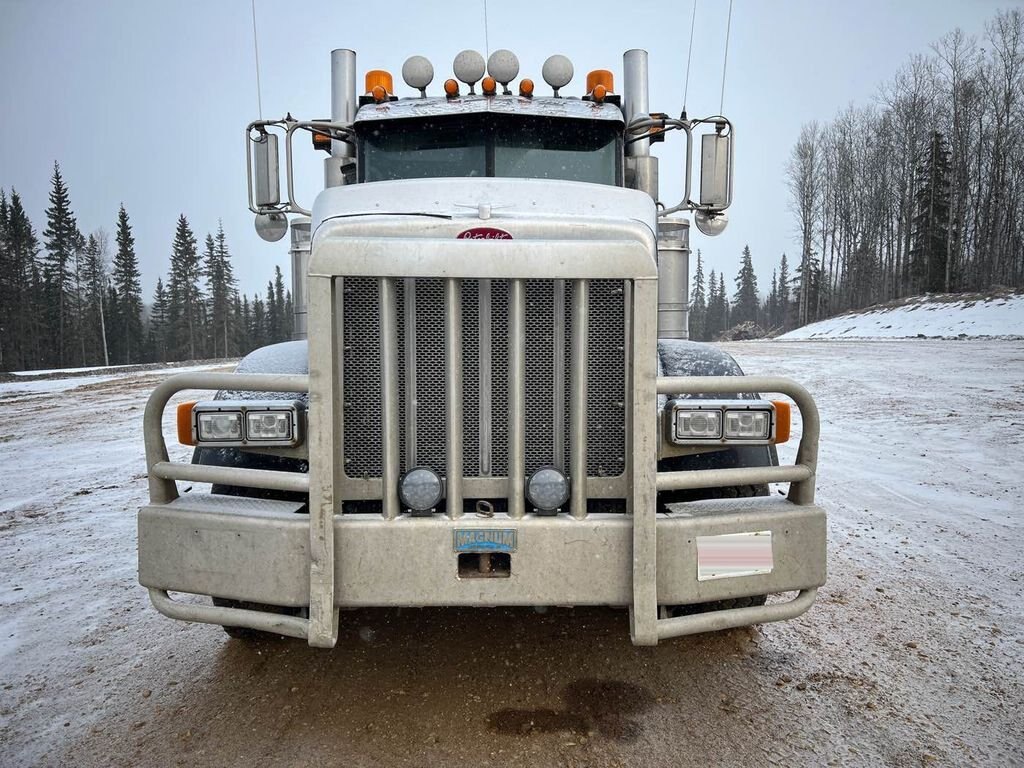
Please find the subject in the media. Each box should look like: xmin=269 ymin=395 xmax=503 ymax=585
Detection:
xmin=326 ymin=48 xmax=357 ymax=188
xmin=623 ymin=49 xmax=658 ymax=201
xmin=289 ymin=217 xmax=311 ymax=340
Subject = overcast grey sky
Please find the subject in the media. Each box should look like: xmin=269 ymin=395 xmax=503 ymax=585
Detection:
xmin=0 ymin=0 xmax=1013 ymax=298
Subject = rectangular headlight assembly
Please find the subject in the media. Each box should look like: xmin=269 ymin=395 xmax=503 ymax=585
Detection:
xmin=181 ymin=400 xmax=305 ymax=447
xmin=666 ymin=399 xmax=790 ymax=446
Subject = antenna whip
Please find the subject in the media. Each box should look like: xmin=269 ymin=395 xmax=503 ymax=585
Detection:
xmin=251 ymin=0 xmax=264 ymax=119
xmin=682 ymin=0 xmax=697 ymax=117
xmin=719 ymin=0 xmax=733 ymax=114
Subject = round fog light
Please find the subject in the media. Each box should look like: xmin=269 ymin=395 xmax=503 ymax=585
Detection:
xmin=525 ymin=467 xmax=570 ymax=512
xmin=398 ymin=467 xmax=443 ymax=512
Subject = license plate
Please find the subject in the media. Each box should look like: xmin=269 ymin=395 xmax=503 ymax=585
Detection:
xmin=696 ymin=531 xmax=773 ymax=581
xmin=454 ymin=529 xmax=517 ymax=553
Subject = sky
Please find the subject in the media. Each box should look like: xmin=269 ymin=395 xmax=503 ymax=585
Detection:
xmin=0 ymin=0 xmax=1014 ymax=299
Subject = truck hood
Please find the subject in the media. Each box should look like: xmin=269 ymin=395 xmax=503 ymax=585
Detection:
xmin=311 ymin=177 xmax=657 ymax=237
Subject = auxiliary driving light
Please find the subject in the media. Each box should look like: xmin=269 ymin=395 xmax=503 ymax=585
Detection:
xmin=667 ymin=400 xmax=789 ymax=446
xmin=179 ymin=400 xmax=305 ymax=448
xmin=399 ymin=467 xmax=444 ymax=513
xmin=525 ymin=467 xmax=570 ymax=513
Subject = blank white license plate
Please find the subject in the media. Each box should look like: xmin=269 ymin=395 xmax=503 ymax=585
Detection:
xmin=696 ymin=531 xmax=774 ymax=581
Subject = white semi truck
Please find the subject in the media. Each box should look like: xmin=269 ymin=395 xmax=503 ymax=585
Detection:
xmin=138 ymin=48 xmax=825 ymax=647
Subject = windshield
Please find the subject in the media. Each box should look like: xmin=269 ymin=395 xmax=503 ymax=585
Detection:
xmin=360 ymin=115 xmax=620 ymax=186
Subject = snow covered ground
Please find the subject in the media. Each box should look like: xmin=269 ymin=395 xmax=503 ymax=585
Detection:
xmin=779 ymin=292 xmax=1024 ymax=340
xmin=0 ymin=342 xmax=1021 ymax=766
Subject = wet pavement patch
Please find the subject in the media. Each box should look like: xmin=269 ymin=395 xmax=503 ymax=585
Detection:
xmin=486 ymin=678 xmax=654 ymax=742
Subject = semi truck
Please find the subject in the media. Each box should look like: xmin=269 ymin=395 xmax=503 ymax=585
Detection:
xmin=138 ymin=47 xmax=826 ymax=647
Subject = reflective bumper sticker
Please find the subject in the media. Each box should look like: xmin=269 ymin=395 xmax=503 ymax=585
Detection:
xmin=696 ymin=531 xmax=774 ymax=581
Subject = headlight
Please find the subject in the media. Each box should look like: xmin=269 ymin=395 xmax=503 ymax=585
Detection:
xmin=182 ymin=400 xmax=305 ymax=447
xmin=666 ymin=399 xmax=788 ymax=446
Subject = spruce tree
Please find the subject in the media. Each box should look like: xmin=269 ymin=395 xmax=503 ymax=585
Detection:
xmin=8 ymin=190 xmax=42 ymax=370
xmin=778 ymin=253 xmax=791 ymax=330
xmin=82 ymin=233 xmax=110 ymax=366
xmin=689 ymin=249 xmax=707 ymax=342
xmin=204 ymin=222 xmax=237 ymax=358
xmin=732 ymin=245 xmax=760 ymax=325
xmin=910 ymin=131 xmax=953 ymax=294
xmin=167 ymin=214 xmax=202 ymax=360
xmin=112 ymin=205 xmax=144 ymax=363
xmin=148 ymin=277 xmax=170 ymax=362
xmin=706 ymin=269 xmax=719 ymax=340
xmin=718 ymin=273 xmax=730 ymax=331
xmin=273 ymin=266 xmax=287 ymax=342
xmin=42 ymin=162 xmax=78 ymax=367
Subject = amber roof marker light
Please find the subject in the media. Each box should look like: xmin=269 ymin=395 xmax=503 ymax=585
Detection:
xmin=444 ymin=78 xmax=461 ymax=98
xmin=519 ymin=78 xmax=535 ymax=98
xmin=364 ymin=69 xmax=394 ymax=96
xmin=481 ymin=76 xmax=497 ymax=96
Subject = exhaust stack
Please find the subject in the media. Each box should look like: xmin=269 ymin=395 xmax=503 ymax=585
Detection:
xmin=623 ymin=49 xmax=658 ymax=201
xmin=326 ymin=48 xmax=357 ymax=188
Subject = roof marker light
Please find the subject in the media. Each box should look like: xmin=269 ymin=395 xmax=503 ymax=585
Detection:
xmin=481 ymin=76 xmax=497 ymax=96
xmin=586 ymin=69 xmax=614 ymax=94
xmin=541 ymin=54 xmax=573 ymax=97
xmin=453 ymin=49 xmax=486 ymax=94
xmin=487 ymin=49 xmax=520 ymax=94
xmin=444 ymin=78 xmax=460 ymax=98
xmin=364 ymin=69 xmax=394 ymax=96
xmin=519 ymin=78 xmax=534 ymax=98
xmin=401 ymin=55 xmax=434 ymax=97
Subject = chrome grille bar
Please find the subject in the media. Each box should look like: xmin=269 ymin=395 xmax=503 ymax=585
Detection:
xmin=478 ymin=279 xmax=492 ymax=476
xmin=552 ymin=279 xmax=566 ymax=470
xmin=403 ymin=278 xmax=418 ymax=469
xmin=445 ymin=278 xmax=464 ymax=519
xmin=379 ymin=277 xmax=401 ymax=519
xmin=569 ymin=279 xmax=590 ymax=519
xmin=508 ymin=278 xmax=526 ymax=519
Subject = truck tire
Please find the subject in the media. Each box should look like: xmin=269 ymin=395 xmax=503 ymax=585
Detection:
xmin=211 ymin=597 xmax=302 ymax=640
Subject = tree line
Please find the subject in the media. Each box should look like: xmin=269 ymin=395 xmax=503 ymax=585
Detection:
xmin=688 ymin=246 xmax=793 ymax=340
xmin=0 ymin=163 xmax=293 ymax=373
xmin=785 ymin=8 xmax=1024 ymax=326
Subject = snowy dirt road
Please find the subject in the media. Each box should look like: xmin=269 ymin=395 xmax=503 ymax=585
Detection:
xmin=1 ymin=341 xmax=1022 ymax=767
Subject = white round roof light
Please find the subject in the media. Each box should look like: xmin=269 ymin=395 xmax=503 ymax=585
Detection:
xmin=402 ymin=55 xmax=434 ymax=95
xmin=453 ymin=49 xmax=486 ymax=93
xmin=487 ymin=49 xmax=520 ymax=92
xmin=542 ymin=54 xmax=574 ymax=96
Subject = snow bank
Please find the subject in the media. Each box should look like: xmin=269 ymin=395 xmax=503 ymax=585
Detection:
xmin=778 ymin=293 xmax=1024 ymax=340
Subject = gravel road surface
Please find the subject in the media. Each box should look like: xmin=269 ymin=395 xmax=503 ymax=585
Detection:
xmin=1 ymin=340 xmax=1021 ymax=767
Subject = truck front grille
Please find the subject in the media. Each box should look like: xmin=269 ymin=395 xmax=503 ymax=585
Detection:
xmin=341 ymin=278 xmax=626 ymax=484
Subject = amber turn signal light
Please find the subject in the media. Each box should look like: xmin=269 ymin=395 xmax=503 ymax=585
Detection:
xmin=771 ymin=401 xmax=792 ymax=444
xmin=177 ymin=401 xmax=197 ymax=446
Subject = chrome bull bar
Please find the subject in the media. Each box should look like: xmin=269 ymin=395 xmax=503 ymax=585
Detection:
xmin=631 ymin=374 xmax=822 ymax=644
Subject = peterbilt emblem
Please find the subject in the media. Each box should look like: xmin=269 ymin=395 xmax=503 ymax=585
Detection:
xmin=457 ymin=227 xmax=513 ymax=240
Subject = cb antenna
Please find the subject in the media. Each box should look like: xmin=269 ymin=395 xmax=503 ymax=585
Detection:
xmin=483 ymin=0 xmax=491 ymax=59
xmin=682 ymin=0 xmax=697 ymax=119
xmin=719 ymin=0 xmax=733 ymax=114
xmin=251 ymin=0 xmax=264 ymax=119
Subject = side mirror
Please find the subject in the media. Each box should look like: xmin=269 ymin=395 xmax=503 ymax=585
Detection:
xmin=252 ymin=131 xmax=281 ymax=208
xmin=699 ymin=130 xmax=732 ymax=209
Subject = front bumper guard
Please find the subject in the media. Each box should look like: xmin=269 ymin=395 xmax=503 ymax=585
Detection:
xmin=141 ymin=370 xmax=823 ymax=646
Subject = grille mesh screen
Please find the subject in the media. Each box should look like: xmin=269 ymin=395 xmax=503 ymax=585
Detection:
xmin=341 ymin=278 xmax=626 ymax=481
